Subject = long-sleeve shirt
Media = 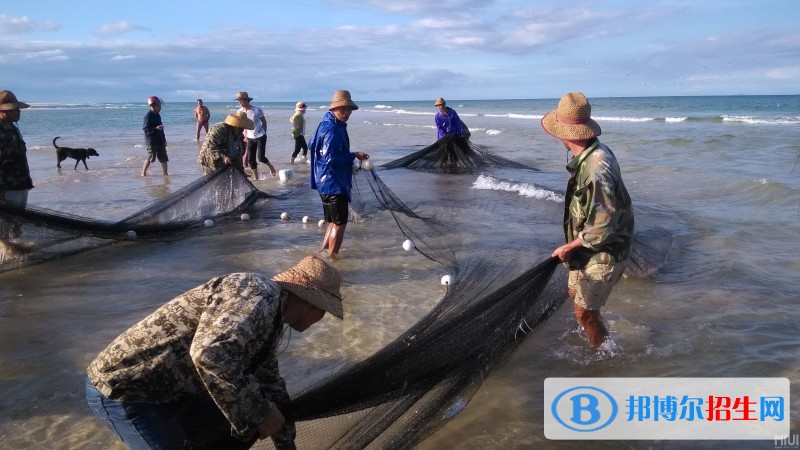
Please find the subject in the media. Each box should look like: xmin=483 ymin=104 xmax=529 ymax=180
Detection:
xmin=0 ymin=121 xmax=33 ymax=192
xmin=87 ymin=273 xmax=296 ymax=445
xmin=142 ymin=110 xmax=166 ymax=147
xmin=434 ymin=107 xmax=464 ymax=140
xmin=197 ymin=122 xmax=243 ymax=173
xmin=309 ymin=111 xmax=356 ymax=201
xmin=290 ymin=111 xmax=305 ymax=138
xmin=563 ymin=139 xmax=634 ymax=269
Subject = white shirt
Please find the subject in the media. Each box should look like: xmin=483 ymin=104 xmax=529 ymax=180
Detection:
xmin=237 ymin=105 xmax=266 ymax=139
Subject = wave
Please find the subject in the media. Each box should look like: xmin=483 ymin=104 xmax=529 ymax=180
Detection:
xmin=472 ymin=174 xmax=562 ymax=202
xmin=722 ymin=115 xmax=800 ymax=125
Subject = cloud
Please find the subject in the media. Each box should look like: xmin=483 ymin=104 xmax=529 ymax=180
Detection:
xmin=110 ymin=54 xmax=136 ymax=61
xmin=93 ymin=21 xmax=150 ymax=37
xmin=765 ymin=67 xmax=800 ymax=80
xmin=336 ymin=0 xmax=492 ymax=14
xmin=0 ymin=14 xmax=59 ymax=34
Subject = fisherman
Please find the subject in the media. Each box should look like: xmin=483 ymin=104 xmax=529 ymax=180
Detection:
xmin=198 ymin=112 xmax=254 ymax=175
xmin=86 ymin=255 xmax=344 ymax=449
xmin=541 ymin=92 xmax=634 ymax=349
xmin=0 ymin=90 xmax=33 ymax=258
xmin=309 ymin=90 xmax=369 ymax=259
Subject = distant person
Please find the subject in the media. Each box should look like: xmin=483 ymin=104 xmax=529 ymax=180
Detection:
xmin=309 ymin=90 xmax=369 ymax=259
xmin=290 ymin=101 xmax=308 ymax=163
xmin=541 ymin=92 xmax=634 ymax=349
xmin=434 ymin=97 xmax=468 ymax=167
xmin=85 ymin=255 xmax=345 ymax=449
xmin=194 ymin=98 xmax=211 ymax=141
xmin=434 ymin=97 xmax=464 ymax=140
xmin=198 ymin=112 xmax=254 ymax=175
xmin=141 ymin=96 xmax=168 ymax=176
xmin=236 ymin=91 xmax=276 ymax=180
xmin=0 ymin=90 xmax=34 ymax=258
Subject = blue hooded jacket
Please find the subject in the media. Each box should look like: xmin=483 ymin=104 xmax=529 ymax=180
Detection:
xmin=309 ymin=111 xmax=356 ymax=201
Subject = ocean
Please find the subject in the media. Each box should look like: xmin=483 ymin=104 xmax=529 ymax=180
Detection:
xmin=1 ymin=95 xmax=799 ymax=449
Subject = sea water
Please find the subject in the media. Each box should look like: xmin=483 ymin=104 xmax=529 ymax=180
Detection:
xmin=1 ymin=96 xmax=799 ymax=449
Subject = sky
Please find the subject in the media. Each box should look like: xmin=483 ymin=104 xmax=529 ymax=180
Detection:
xmin=1 ymin=0 xmax=799 ymax=103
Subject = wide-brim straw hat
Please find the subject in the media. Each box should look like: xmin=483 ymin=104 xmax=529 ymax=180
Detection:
xmin=273 ymin=255 xmax=344 ymax=319
xmin=328 ymin=90 xmax=358 ymax=111
xmin=235 ymin=91 xmax=253 ymax=101
xmin=434 ymin=97 xmax=446 ymax=107
xmin=224 ymin=112 xmax=255 ymax=130
xmin=541 ymin=92 xmax=601 ymax=140
xmin=0 ymin=90 xmax=30 ymax=111
xmin=295 ymin=101 xmax=307 ymax=111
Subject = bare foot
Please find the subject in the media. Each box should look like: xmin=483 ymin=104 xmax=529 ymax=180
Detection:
xmin=141 ymin=172 xmax=147 ymax=177
xmin=268 ymin=164 xmax=277 ymax=177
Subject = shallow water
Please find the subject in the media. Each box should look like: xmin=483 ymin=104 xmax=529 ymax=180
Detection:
xmin=1 ymin=96 xmax=799 ymax=449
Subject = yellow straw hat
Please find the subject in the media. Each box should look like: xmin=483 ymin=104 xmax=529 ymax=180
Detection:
xmin=328 ymin=90 xmax=358 ymax=111
xmin=541 ymin=92 xmax=601 ymax=140
xmin=273 ymin=255 xmax=344 ymax=319
xmin=0 ymin=90 xmax=30 ymax=111
xmin=224 ymin=112 xmax=255 ymax=130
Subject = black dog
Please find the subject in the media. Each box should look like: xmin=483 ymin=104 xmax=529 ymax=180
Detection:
xmin=54 ymin=137 xmax=99 ymax=170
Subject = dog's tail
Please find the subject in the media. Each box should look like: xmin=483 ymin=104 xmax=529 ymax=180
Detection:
xmin=53 ymin=136 xmax=61 ymax=149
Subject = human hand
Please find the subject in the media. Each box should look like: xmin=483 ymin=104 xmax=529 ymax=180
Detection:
xmin=223 ymin=156 xmax=232 ymax=166
xmin=156 ymin=125 xmax=164 ymax=130
xmin=257 ymin=407 xmax=285 ymax=439
xmin=355 ymin=152 xmax=369 ymax=161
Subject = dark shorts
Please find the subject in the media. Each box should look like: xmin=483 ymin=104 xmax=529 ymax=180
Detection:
xmin=246 ymin=135 xmax=268 ymax=169
xmin=320 ymin=194 xmax=349 ymax=226
xmin=147 ymin=145 xmax=169 ymax=163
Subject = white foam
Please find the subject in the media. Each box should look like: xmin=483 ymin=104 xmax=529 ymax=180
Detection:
xmin=472 ymin=175 xmax=563 ymax=203
xmin=664 ymin=116 xmax=687 ymax=122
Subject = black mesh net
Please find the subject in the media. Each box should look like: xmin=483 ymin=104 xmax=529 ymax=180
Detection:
xmin=380 ymin=134 xmax=537 ymax=173
xmin=0 ymin=167 xmax=270 ymax=271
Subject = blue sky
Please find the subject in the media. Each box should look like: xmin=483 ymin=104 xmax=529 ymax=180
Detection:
xmin=2 ymin=0 xmax=798 ymax=103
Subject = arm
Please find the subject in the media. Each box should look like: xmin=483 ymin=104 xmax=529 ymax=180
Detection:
xmin=189 ymin=280 xmax=289 ymax=440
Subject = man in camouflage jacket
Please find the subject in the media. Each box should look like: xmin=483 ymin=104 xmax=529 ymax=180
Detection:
xmin=541 ymin=92 xmax=634 ymax=349
xmin=87 ymin=256 xmax=344 ymax=449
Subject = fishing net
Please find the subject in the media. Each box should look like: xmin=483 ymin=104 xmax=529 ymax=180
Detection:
xmin=380 ymin=134 xmax=537 ymax=173
xmin=247 ymin=167 xmax=671 ymax=450
xmin=0 ymin=167 xmax=270 ymax=271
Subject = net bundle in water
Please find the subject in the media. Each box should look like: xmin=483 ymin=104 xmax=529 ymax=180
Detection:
xmin=381 ymin=134 xmax=536 ymax=173
xmin=0 ymin=167 xmax=270 ymax=271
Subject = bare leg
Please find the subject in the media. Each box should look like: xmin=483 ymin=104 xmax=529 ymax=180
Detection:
xmin=321 ymin=223 xmax=334 ymax=251
xmin=141 ymin=158 xmax=151 ymax=176
xmin=574 ymin=303 xmax=608 ymax=349
xmin=196 ymin=122 xmax=201 ymax=141
xmin=251 ymin=167 xmax=259 ymax=181
xmin=267 ymin=162 xmax=277 ymax=177
xmin=327 ymin=223 xmax=347 ymax=257
xmin=161 ymin=162 xmax=169 ymax=176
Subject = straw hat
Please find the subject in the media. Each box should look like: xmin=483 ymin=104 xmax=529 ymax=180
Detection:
xmin=541 ymin=92 xmax=601 ymax=140
xmin=328 ymin=90 xmax=358 ymax=111
xmin=0 ymin=90 xmax=30 ymax=111
xmin=434 ymin=97 xmax=446 ymax=107
xmin=224 ymin=112 xmax=255 ymax=130
xmin=295 ymin=101 xmax=307 ymax=111
xmin=273 ymin=255 xmax=344 ymax=319
xmin=236 ymin=91 xmax=253 ymax=101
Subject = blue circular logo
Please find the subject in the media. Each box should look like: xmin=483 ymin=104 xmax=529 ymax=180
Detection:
xmin=551 ymin=386 xmax=617 ymax=432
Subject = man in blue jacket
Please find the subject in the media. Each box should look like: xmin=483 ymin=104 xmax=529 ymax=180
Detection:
xmin=309 ymin=90 xmax=369 ymax=259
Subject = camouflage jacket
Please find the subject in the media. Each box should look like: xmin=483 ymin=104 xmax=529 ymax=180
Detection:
xmin=87 ymin=273 xmax=296 ymax=445
xmin=0 ymin=122 xmax=33 ymax=192
xmin=563 ymin=139 xmax=634 ymax=269
xmin=198 ymin=122 xmax=243 ymax=173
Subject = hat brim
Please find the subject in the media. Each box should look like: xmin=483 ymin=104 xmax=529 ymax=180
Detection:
xmin=273 ymin=280 xmax=344 ymax=319
xmin=0 ymin=101 xmax=30 ymax=111
xmin=224 ymin=115 xmax=255 ymax=130
xmin=328 ymin=101 xmax=358 ymax=111
xmin=541 ymin=109 xmax=601 ymax=141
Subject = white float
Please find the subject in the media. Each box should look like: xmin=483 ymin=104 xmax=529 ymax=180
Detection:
xmin=302 ymin=216 xmax=310 ymax=224
xmin=126 ymin=230 xmax=137 ymax=238
xmin=203 ymin=219 xmax=214 ymax=227
xmin=241 ymin=213 xmax=251 ymax=221
xmin=363 ymin=160 xmax=374 ymax=171
xmin=318 ymin=219 xmax=326 ymax=228
xmin=280 ymin=212 xmax=289 ymax=220
xmin=441 ymin=275 xmax=453 ymax=286
xmin=402 ymin=239 xmax=415 ymax=251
